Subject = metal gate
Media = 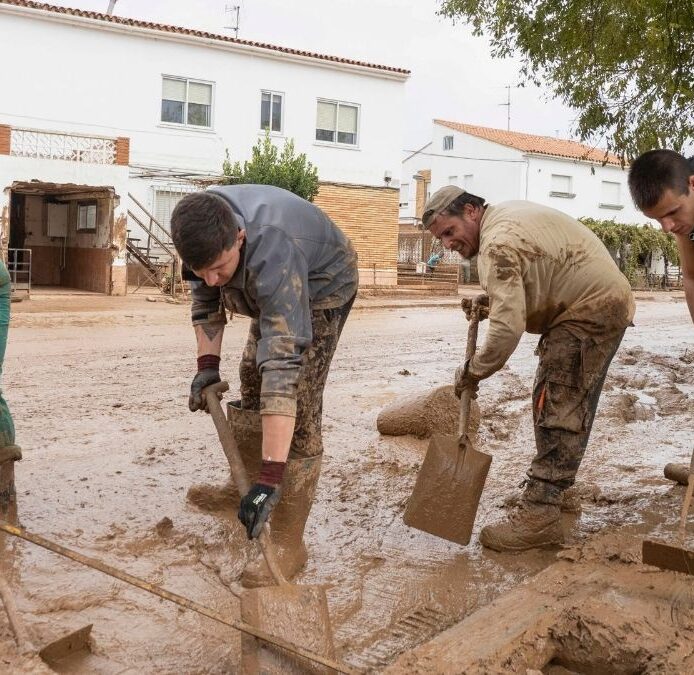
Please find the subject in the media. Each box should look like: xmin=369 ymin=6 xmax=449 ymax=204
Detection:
xmin=7 ymin=248 xmax=31 ymax=295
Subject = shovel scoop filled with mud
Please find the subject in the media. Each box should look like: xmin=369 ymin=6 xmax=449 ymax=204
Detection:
xmin=404 ymin=296 xmax=492 ymax=546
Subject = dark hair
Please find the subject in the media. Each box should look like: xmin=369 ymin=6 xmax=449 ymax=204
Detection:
xmin=170 ymin=192 xmax=239 ymax=269
xmin=628 ymin=149 xmax=691 ymax=211
xmin=440 ymin=191 xmax=486 ymax=217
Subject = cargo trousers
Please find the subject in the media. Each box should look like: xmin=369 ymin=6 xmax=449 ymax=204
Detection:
xmin=525 ymin=325 xmax=625 ymax=505
xmin=238 ymin=295 xmax=355 ymax=459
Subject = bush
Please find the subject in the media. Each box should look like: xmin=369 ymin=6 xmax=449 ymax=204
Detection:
xmin=221 ymin=131 xmax=319 ymax=202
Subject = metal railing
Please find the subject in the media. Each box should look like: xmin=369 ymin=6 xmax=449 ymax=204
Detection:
xmin=10 ymin=127 xmax=117 ymax=164
xmin=7 ymin=248 xmax=31 ymax=295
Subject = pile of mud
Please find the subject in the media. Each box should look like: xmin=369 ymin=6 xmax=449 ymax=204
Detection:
xmin=376 ymin=385 xmax=481 ymax=439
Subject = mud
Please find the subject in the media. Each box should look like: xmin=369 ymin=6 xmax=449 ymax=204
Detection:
xmin=1 ymin=292 xmax=693 ymax=671
xmin=376 ymin=385 xmax=481 ymax=439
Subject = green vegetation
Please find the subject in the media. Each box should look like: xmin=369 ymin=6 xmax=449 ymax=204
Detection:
xmin=581 ymin=218 xmax=680 ymax=283
xmin=439 ymin=1 xmax=694 ymax=160
xmin=222 ymin=131 xmax=319 ymax=201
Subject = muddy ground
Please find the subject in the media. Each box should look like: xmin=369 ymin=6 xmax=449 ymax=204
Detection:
xmin=1 ymin=290 xmax=693 ymax=673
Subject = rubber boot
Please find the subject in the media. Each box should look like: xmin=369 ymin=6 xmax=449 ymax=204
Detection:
xmin=479 ymin=500 xmax=563 ymax=552
xmin=241 ymin=455 xmax=321 ymax=588
xmin=187 ymin=402 xmax=262 ymax=511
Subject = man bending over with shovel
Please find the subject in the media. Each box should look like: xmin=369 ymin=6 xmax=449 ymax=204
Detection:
xmin=171 ymin=185 xmax=358 ymax=586
xmin=422 ymin=186 xmax=634 ymax=552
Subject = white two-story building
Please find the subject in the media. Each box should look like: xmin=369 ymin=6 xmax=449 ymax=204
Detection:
xmin=401 ymin=120 xmax=649 ymax=227
xmin=0 ymin=0 xmax=408 ymax=294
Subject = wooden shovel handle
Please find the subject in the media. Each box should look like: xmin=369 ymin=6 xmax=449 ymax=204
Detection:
xmin=457 ymin=296 xmax=483 ymax=443
xmin=203 ymin=383 xmax=289 ymax=587
xmin=679 ymin=448 xmax=694 ymax=540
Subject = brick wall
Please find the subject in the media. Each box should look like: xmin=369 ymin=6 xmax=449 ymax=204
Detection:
xmin=415 ymin=170 xmax=431 ymax=220
xmin=314 ymin=182 xmax=398 ymax=286
xmin=115 ymin=137 xmax=130 ymax=166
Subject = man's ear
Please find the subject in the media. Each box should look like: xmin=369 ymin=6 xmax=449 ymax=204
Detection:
xmin=688 ymin=175 xmax=694 ymax=192
xmin=235 ymin=229 xmax=246 ymax=248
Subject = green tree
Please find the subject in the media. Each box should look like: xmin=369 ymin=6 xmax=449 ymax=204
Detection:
xmin=439 ymin=0 xmax=694 ymax=160
xmin=222 ymin=131 xmax=319 ymax=201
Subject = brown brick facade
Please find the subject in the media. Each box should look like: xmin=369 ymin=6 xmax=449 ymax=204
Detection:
xmin=414 ymin=169 xmax=431 ymax=220
xmin=0 ymin=125 xmax=11 ymax=155
xmin=115 ymin=137 xmax=130 ymax=165
xmin=315 ymin=182 xmax=398 ymax=286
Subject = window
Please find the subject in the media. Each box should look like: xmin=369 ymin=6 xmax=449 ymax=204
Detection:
xmin=443 ymin=135 xmax=454 ymax=151
xmin=161 ymin=76 xmax=213 ymax=128
xmin=399 ymin=182 xmax=409 ymax=207
xmin=261 ymin=91 xmax=283 ymax=133
xmin=448 ymin=175 xmax=458 ymax=186
xmin=550 ymin=174 xmax=575 ymax=198
xmin=77 ymin=202 xmax=97 ymax=231
xmin=154 ymin=188 xmax=195 ymax=231
xmin=600 ymin=180 xmax=622 ymax=209
xmin=463 ymin=174 xmax=474 ymax=190
xmin=315 ymin=100 xmax=359 ymax=146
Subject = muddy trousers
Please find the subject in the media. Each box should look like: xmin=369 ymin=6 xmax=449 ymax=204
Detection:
xmin=0 ymin=262 xmax=14 ymax=449
xmin=238 ymin=296 xmax=355 ymax=459
xmin=525 ymin=326 xmax=625 ymax=505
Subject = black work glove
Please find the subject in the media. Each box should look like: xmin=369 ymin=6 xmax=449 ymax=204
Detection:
xmin=189 ymin=355 xmax=221 ymax=412
xmin=454 ymin=361 xmax=479 ymax=399
xmin=238 ymin=484 xmax=281 ymax=539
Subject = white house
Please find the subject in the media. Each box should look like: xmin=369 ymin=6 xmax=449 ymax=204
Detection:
xmin=0 ymin=0 xmax=408 ymax=293
xmin=400 ymin=120 xmax=650 ymax=227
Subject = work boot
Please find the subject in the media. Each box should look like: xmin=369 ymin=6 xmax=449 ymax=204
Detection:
xmin=187 ymin=402 xmax=262 ymax=511
xmin=503 ymin=485 xmax=582 ymax=514
xmin=479 ymin=501 xmax=563 ymax=552
xmin=241 ymin=455 xmax=322 ymax=588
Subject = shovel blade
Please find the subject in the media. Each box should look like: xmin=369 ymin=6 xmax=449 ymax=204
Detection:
xmin=642 ymin=539 xmax=694 ymax=575
xmin=241 ymin=584 xmax=334 ymax=674
xmin=404 ymin=434 xmax=492 ymax=546
xmin=38 ymin=623 xmax=93 ymax=669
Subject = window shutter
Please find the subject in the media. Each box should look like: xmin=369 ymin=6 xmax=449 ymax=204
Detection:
xmin=337 ymin=104 xmax=358 ymax=133
xmin=601 ymin=181 xmax=620 ymax=204
xmin=188 ymin=82 xmax=212 ymax=105
xmin=162 ymin=78 xmax=186 ymax=101
xmin=316 ymin=101 xmax=337 ymax=130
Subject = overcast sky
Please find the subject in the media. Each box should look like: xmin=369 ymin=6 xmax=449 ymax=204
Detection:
xmin=46 ymin=0 xmax=577 ymax=151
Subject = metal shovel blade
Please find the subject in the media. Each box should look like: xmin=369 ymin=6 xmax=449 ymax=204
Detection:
xmin=642 ymin=539 xmax=694 ymax=575
xmin=404 ymin=434 xmax=492 ymax=546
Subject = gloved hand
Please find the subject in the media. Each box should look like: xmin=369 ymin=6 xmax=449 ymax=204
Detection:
xmin=239 ymin=484 xmax=281 ymax=539
xmin=238 ymin=460 xmax=286 ymax=539
xmin=461 ymin=294 xmax=490 ymax=322
xmin=454 ymin=361 xmax=479 ymax=399
xmin=189 ymin=354 xmax=221 ymax=412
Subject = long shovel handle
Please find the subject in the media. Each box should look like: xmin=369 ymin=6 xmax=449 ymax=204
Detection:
xmin=678 ymin=447 xmax=694 ymax=540
xmin=0 ymin=575 xmax=35 ymax=653
xmin=457 ymin=296 xmax=483 ymax=444
xmin=203 ymin=382 xmax=289 ymax=587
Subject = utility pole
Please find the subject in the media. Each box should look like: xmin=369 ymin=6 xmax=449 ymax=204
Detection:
xmin=224 ymin=4 xmax=240 ymax=38
xmin=106 ymin=0 xmax=118 ymax=15
xmin=498 ymin=85 xmax=511 ymax=131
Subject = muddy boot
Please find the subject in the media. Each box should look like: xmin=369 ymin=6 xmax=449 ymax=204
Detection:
xmin=187 ymin=403 xmax=262 ymax=511
xmin=479 ymin=501 xmax=563 ymax=552
xmin=503 ymin=485 xmax=581 ymax=514
xmin=241 ymin=455 xmax=321 ymax=588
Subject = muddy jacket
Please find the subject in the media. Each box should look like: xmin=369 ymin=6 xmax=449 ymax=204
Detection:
xmin=191 ymin=185 xmax=358 ymax=418
xmin=470 ymin=200 xmax=635 ymax=380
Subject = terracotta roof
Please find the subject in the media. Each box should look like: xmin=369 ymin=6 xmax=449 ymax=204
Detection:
xmin=0 ymin=0 xmax=410 ymax=76
xmin=435 ymin=120 xmax=622 ymax=166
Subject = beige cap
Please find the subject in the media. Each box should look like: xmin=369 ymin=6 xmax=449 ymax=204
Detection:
xmin=422 ymin=186 xmax=466 ymax=228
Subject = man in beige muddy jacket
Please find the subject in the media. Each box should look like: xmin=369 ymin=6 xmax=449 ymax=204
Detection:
xmin=422 ymin=186 xmax=635 ymax=552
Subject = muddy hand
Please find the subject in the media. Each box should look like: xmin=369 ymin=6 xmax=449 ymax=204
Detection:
xmin=454 ymin=362 xmax=479 ymax=399
xmin=461 ymin=294 xmax=490 ymax=322
xmin=238 ymin=484 xmax=281 ymax=539
xmin=189 ymin=367 xmax=222 ymax=412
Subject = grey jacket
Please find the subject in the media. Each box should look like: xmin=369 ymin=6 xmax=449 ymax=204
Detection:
xmin=190 ymin=184 xmax=358 ymax=417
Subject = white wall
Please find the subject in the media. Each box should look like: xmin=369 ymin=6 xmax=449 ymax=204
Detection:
xmin=0 ymin=8 xmax=406 ymax=190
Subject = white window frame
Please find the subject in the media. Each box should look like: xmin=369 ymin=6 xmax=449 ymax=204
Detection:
xmin=599 ymin=180 xmax=623 ymax=210
xmin=549 ymin=173 xmax=575 ymax=199
xmin=443 ymin=135 xmax=454 ymax=151
xmin=314 ymin=99 xmax=360 ymax=148
xmin=260 ymin=90 xmax=284 ymax=134
xmin=160 ymin=75 xmax=215 ymax=130
xmin=76 ymin=202 xmax=97 ymax=232
xmin=448 ymin=175 xmax=459 ymax=186
xmin=399 ymin=182 xmax=410 ymax=208
xmin=463 ymin=174 xmax=474 ymax=190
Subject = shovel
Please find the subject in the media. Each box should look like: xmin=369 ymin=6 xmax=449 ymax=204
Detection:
xmin=403 ymin=295 xmax=492 ymax=545
xmin=642 ymin=447 xmax=694 ymax=575
xmin=0 ymin=574 xmax=93 ymax=670
xmin=203 ymin=382 xmax=336 ymax=673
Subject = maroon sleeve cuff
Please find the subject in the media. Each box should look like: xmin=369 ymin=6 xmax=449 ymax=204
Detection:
xmin=258 ymin=460 xmax=286 ymax=487
xmin=197 ymin=354 xmax=221 ymax=372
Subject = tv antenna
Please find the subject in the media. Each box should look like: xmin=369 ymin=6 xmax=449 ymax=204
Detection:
xmin=498 ymin=85 xmax=512 ymax=131
xmin=224 ymin=4 xmax=240 ymax=38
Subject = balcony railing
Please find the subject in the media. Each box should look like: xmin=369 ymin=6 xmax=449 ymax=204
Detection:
xmin=10 ymin=127 xmax=117 ymax=164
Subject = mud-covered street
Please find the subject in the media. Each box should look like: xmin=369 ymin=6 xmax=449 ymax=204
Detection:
xmin=1 ymin=291 xmax=693 ymax=673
